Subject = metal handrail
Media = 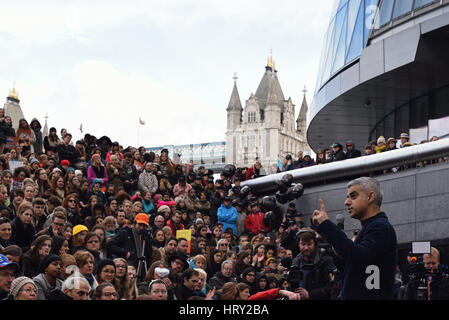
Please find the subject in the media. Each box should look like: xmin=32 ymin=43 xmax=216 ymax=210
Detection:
xmin=241 ymin=138 xmax=449 ymax=195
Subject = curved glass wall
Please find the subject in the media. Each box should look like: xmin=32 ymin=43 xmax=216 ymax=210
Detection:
xmin=315 ymin=0 xmax=441 ymax=93
xmin=373 ymin=0 xmax=439 ymax=29
xmin=315 ymin=0 xmax=379 ymax=93
xmin=369 ymin=85 xmax=449 ymax=144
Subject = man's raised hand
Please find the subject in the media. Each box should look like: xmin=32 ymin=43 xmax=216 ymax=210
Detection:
xmin=312 ymin=199 xmax=328 ymax=226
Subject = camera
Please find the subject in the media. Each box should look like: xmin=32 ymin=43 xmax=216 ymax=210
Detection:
xmin=287 ymin=263 xmax=314 ymax=290
xmin=405 ymin=241 xmax=432 ymax=300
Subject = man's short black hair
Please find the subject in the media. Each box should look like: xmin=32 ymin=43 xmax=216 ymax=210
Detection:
xmin=182 ymin=268 xmax=199 ymax=281
xmin=166 ymin=236 xmax=178 ymax=245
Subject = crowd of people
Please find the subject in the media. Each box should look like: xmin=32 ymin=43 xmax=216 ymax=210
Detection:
xmin=276 ymin=133 xmax=445 ymax=173
xmin=0 ymin=111 xmax=447 ymax=301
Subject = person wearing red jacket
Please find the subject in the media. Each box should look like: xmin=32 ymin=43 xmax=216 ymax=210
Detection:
xmin=166 ymin=211 xmax=184 ymax=236
xmin=244 ymin=203 xmax=270 ymax=236
xmin=249 ymin=288 xmax=300 ymax=300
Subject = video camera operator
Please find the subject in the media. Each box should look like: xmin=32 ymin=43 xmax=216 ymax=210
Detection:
xmin=106 ymin=213 xmax=156 ymax=281
xmin=289 ymin=228 xmax=336 ymax=300
xmin=402 ymin=246 xmax=449 ymax=300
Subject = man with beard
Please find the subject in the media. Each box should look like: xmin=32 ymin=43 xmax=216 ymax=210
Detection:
xmin=291 ymin=228 xmax=335 ymax=300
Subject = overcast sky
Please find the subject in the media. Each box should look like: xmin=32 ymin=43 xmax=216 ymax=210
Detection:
xmin=0 ymin=0 xmax=333 ymax=148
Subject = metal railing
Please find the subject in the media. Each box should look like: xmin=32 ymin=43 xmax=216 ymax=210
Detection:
xmin=241 ymin=138 xmax=449 ymax=195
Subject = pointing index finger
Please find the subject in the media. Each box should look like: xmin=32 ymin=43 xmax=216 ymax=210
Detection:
xmin=319 ymin=199 xmax=326 ymax=212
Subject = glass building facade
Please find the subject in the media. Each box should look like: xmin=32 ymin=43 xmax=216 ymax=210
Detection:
xmin=315 ymin=0 xmax=441 ymax=93
xmin=315 ymin=0 xmax=379 ymax=92
xmin=308 ymin=0 xmax=449 ymax=151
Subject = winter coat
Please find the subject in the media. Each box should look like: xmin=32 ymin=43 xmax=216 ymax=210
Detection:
xmin=291 ymin=249 xmax=336 ymax=300
xmin=11 ymin=216 xmax=36 ymax=253
xmin=106 ymin=162 xmax=126 ymax=193
xmin=236 ymin=210 xmax=247 ymax=237
xmin=346 ymin=148 xmax=362 ymax=159
xmin=317 ymin=212 xmax=397 ymax=300
xmin=87 ymin=164 xmax=109 ymax=189
xmin=138 ymin=170 xmax=158 ymax=194
xmin=217 ymin=204 xmax=238 ymax=235
xmin=331 ymin=148 xmax=346 ymax=162
xmin=166 ymin=219 xmax=184 ymax=237
xmin=173 ymin=183 xmax=192 ymax=197
xmin=209 ymin=271 xmax=237 ymax=291
xmin=56 ymin=142 xmax=80 ymax=166
xmin=196 ymin=200 xmax=211 ymax=215
xmin=30 ymin=118 xmax=43 ymax=154
xmin=33 ymin=273 xmax=64 ymax=300
xmin=123 ymin=163 xmax=139 ymax=194
xmin=106 ymin=226 xmax=154 ymax=268
xmin=43 ymin=135 xmax=60 ymax=153
xmin=22 ymin=251 xmax=42 ymax=278
xmin=0 ymin=119 xmax=11 ymax=144
xmin=244 ymin=211 xmax=269 ymax=235
xmin=184 ymin=195 xmax=200 ymax=219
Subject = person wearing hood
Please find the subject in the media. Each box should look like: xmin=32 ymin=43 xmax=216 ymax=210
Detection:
xmin=254 ymin=272 xmax=268 ymax=293
xmin=345 ymin=141 xmax=361 ymax=159
xmin=217 ymin=196 xmax=238 ymax=236
xmin=88 ymin=178 xmax=106 ymax=205
xmin=30 ymin=118 xmax=43 ymax=155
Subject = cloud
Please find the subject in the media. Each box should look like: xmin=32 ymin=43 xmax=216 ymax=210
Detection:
xmin=19 ymin=60 xmax=226 ymax=147
xmin=0 ymin=1 xmax=334 ymax=149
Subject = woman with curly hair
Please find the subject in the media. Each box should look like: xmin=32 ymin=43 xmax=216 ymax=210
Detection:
xmin=11 ymin=166 xmax=30 ymax=191
xmin=33 ymin=168 xmax=51 ymax=199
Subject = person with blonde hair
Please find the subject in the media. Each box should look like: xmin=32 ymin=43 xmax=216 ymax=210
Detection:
xmin=219 ymin=282 xmax=237 ymax=300
xmin=73 ymin=250 xmax=98 ymax=289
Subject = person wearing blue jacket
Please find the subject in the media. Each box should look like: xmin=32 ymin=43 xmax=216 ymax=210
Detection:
xmin=312 ymin=177 xmax=397 ymax=300
xmin=217 ymin=196 xmax=238 ymax=236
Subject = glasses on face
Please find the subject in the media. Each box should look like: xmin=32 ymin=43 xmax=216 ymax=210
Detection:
xmin=219 ymin=243 xmax=228 ymax=247
xmin=116 ymin=265 xmax=126 ymax=269
xmin=68 ymin=199 xmax=76 ymax=203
